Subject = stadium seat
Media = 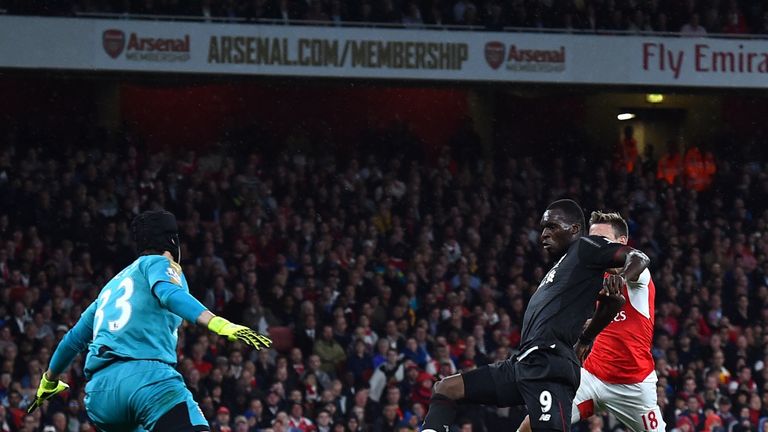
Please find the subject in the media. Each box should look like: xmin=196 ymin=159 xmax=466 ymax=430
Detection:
xmin=268 ymin=326 xmax=294 ymax=354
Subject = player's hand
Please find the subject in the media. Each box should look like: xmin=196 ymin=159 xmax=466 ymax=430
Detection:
xmin=28 ymin=373 xmax=69 ymax=414
xmin=207 ymin=316 xmax=272 ymax=350
xmin=602 ymin=274 xmax=625 ymax=296
xmin=600 ymin=275 xmax=626 ymax=307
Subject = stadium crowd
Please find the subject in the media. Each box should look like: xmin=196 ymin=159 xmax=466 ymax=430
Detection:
xmin=0 ymin=120 xmax=766 ymax=432
xmin=3 ymin=0 xmax=768 ymax=34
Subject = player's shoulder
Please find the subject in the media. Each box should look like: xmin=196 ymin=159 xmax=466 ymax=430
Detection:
xmin=140 ymin=255 xmax=184 ymax=280
xmin=140 ymin=254 xmax=182 ymax=270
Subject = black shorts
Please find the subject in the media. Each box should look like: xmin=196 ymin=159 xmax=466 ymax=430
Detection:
xmin=463 ymin=347 xmax=580 ymax=431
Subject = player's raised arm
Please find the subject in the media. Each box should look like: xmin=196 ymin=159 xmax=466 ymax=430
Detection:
xmin=575 ymin=213 xmax=650 ymax=362
xmin=579 ymin=234 xmax=650 ymax=282
xmin=615 ymin=246 xmax=650 ymax=282
xmin=576 ymin=244 xmax=650 ymax=359
xmin=575 ymin=275 xmax=626 ymax=362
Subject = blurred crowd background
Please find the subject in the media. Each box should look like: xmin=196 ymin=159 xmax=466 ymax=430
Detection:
xmin=0 ymin=114 xmax=766 ymax=432
xmin=2 ymin=0 xmax=768 ymax=35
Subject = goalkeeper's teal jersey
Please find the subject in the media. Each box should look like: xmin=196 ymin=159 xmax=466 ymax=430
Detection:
xmin=83 ymin=255 xmax=187 ymax=377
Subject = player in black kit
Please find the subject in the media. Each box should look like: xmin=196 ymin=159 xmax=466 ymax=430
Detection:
xmin=421 ymin=199 xmax=650 ymax=432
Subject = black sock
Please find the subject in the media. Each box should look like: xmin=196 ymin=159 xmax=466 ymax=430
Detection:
xmin=421 ymin=393 xmax=457 ymax=431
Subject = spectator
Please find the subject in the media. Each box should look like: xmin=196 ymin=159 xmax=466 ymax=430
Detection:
xmin=305 ymin=0 xmax=330 ymax=22
xmin=484 ymin=2 xmax=504 ymax=31
xmin=680 ymin=12 xmax=707 ymax=36
xmin=757 ymin=11 xmax=768 ymax=34
xmin=723 ymin=0 xmax=748 ymax=34
xmin=232 ymin=415 xmax=248 ymax=432
xmin=287 ymin=402 xmax=314 ymax=431
xmin=702 ymin=6 xmax=722 ymax=33
xmin=347 ymin=339 xmax=374 ymax=384
xmin=305 ymin=354 xmax=333 ymax=391
xmin=199 ymin=0 xmax=217 ymax=21
xmin=615 ymin=125 xmax=639 ymax=174
xmin=315 ymin=409 xmax=333 ymax=432
xmin=372 ymin=404 xmax=400 ymax=432
xmin=274 ymin=0 xmax=294 ymax=24
xmin=314 ymin=325 xmax=346 ymax=376
xmin=683 ymin=143 xmax=717 ymax=191
xmin=377 ymin=0 xmax=401 ymax=23
xmin=351 ymin=1 xmax=374 ymax=22
xmin=657 ymin=139 xmax=684 ymax=185
xmin=46 ymin=411 xmax=67 ymax=432
xmin=401 ymin=2 xmax=423 ymax=28
xmin=329 ymin=0 xmax=343 ymax=24
xmin=369 ymin=349 xmax=405 ymax=402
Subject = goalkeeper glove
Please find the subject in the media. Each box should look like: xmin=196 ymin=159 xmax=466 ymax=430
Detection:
xmin=208 ymin=316 xmax=272 ymax=350
xmin=28 ymin=373 xmax=69 ymax=414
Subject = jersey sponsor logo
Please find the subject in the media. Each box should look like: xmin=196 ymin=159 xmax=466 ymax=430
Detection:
xmin=166 ymin=266 xmax=182 ymax=285
xmin=539 ymin=414 xmax=551 ymax=421
xmin=613 ymin=311 xmax=627 ymax=322
xmin=544 ymin=270 xmax=557 ymax=284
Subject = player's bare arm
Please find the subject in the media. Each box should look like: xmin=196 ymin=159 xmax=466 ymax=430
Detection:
xmin=575 ymin=247 xmax=647 ymax=358
xmin=575 ymin=276 xmax=626 ymax=362
xmin=618 ymin=248 xmax=650 ymax=282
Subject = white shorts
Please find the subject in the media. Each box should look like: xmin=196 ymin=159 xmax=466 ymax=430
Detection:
xmin=571 ymin=368 xmax=666 ymax=432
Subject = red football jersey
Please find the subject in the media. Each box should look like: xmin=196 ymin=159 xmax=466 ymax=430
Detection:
xmin=583 ymin=269 xmax=656 ymax=384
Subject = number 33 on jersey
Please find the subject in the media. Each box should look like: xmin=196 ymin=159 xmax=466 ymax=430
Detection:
xmin=93 ymin=277 xmax=134 ymax=338
xmin=84 ymin=255 xmax=187 ymax=373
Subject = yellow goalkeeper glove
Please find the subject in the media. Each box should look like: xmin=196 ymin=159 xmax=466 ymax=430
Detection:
xmin=208 ymin=316 xmax=272 ymax=350
xmin=28 ymin=373 xmax=69 ymax=413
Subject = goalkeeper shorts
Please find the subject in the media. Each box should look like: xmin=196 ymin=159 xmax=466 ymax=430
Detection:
xmin=85 ymin=359 xmax=209 ymax=432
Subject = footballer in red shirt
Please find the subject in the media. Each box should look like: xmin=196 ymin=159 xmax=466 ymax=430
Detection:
xmin=519 ymin=211 xmax=665 ymax=432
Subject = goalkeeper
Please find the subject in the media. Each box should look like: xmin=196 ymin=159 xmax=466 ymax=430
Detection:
xmin=29 ymin=210 xmax=272 ymax=432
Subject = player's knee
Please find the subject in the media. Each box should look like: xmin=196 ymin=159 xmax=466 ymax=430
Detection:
xmin=433 ymin=376 xmax=462 ymax=400
xmin=432 ymin=379 xmax=446 ymax=395
xmin=517 ymin=415 xmax=532 ymax=432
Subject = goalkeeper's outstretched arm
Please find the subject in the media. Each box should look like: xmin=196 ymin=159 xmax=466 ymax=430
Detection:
xmin=154 ymin=281 xmax=272 ymax=350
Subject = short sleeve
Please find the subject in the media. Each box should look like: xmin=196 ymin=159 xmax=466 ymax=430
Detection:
xmin=578 ymin=235 xmax=629 ymax=269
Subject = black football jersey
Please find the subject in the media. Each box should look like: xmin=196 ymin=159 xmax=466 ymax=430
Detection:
xmin=519 ymin=235 xmax=629 ymax=362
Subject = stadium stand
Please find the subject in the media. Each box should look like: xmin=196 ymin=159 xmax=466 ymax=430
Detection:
xmin=3 ymin=0 xmax=768 ymax=35
xmin=0 ymin=112 xmax=767 ymax=432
